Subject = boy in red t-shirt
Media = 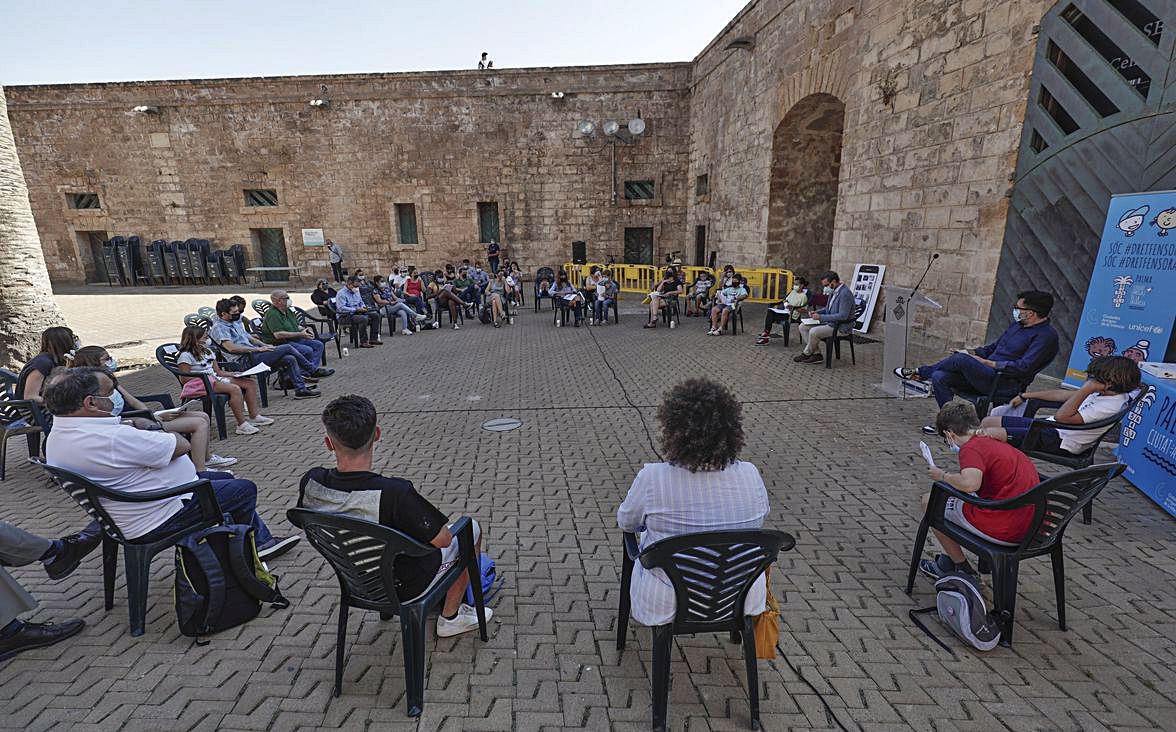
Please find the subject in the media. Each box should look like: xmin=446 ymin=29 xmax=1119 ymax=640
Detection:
xmin=919 ymin=401 xmax=1041 ymax=580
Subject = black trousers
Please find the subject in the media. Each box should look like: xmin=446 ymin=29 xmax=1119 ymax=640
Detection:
xmin=339 ymin=312 xmax=381 ymax=343
xmin=331 ymin=262 xmax=344 ymax=283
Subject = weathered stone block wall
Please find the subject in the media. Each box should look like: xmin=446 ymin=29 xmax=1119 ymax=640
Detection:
xmin=689 ymin=0 xmax=1054 ymax=348
xmin=6 ymin=65 xmax=691 ymax=283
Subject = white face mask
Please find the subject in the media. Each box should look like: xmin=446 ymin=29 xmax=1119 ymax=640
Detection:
xmin=823 ymin=286 xmax=834 ymax=296
xmin=793 ymin=285 xmax=801 ymax=293
xmin=1012 ymin=307 xmax=1023 ymax=322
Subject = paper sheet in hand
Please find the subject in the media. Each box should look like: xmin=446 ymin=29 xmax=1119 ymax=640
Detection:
xmin=235 ymin=362 xmax=272 ymax=377
xmin=770 ymin=307 xmax=790 ymax=314
xmin=152 ymin=399 xmax=203 ymax=420
xmin=562 ymin=293 xmax=580 ymax=300
xmin=800 ymin=318 xmax=821 ymax=326
xmin=919 ymin=441 xmax=936 ymax=468
xmin=648 ymin=291 xmax=661 ymax=298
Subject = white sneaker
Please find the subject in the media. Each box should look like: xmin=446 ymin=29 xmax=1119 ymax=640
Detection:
xmin=432 ymin=321 xmax=441 ymax=329
xmin=436 ymin=604 xmax=493 ymax=637
xmin=250 ymin=415 xmax=275 ymax=426
xmin=207 ymin=454 xmax=238 ymax=468
xmin=453 ymin=323 xmax=460 ymax=330
xmin=235 ymin=422 xmax=260 ymax=435
xmin=401 ymin=329 xmax=414 ymax=336
xmin=414 ymin=313 xmax=429 ymax=321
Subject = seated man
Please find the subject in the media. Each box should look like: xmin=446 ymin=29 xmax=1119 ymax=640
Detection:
xmin=211 ymin=298 xmax=325 ymax=399
xmin=453 ymin=267 xmax=480 ymax=314
xmin=372 ymin=274 xmax=428 ymax=335
xmin=980 ymin=355 xmax=1140 ymax=456
xmin=755 ymin=276 xmax=809 ymax=345
xmin=259 ymin=290 xmax=328 ymax=371
xmin=707 ymin=274 xmax=749 ymax=336
xmin=335 ymin=276 xmax=382 ymax=348
xmin=795 ymin=270 xmax=854 ymax=363
xmin=592 ymin=269 xmax=619 ymax=325
xmin=918 ymin=400 xmax=1040 ymax=580
xmin=299 ymin=395 xmax=492 ymax=637
xmin=1 ymin=520 xmax=93 ymax=662
xmin=896 ymin=290 xmax=1059 ymax=422
xmin=43 ymin=367 xmax=299 ymax=559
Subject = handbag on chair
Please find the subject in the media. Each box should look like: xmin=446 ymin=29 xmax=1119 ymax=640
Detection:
xmin=753 ymin=566 xmax=779 ymax=659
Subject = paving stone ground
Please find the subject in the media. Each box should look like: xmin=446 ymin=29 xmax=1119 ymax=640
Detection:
xmin=3 ymin=292 xmax=1174 ymax=731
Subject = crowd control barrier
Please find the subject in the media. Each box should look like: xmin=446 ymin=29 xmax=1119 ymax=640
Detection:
xmin=563 ymin=263 xmax=792 ymax=303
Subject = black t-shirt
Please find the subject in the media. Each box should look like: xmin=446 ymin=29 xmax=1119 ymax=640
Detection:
xmin=487 ymin=242 xmax=500 ymax=257
xmin=657 ymin=279 xmax=679 ymax=296
xmin=298 ymin=468 xmax=449 ymax=599
xmin=21 ymin=353 xmax=58 ymax=397
xmin=311 ymin=287 xmax=336 ymax=306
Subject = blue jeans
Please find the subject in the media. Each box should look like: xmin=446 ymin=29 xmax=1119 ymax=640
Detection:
xmin=134 ymin=472 xmax=273 ymax=545
xmin=403 ymin=295 xmax=428 ymax=315
xmin=289 ymin=338 xmax=324 ymax=369
xmin=253 ymin=345 xmax=314 ymax=389
xmin=594 ymin=298 xmax=613 ymax=321
xmin=918 ymin=352 xmax=998 ymax=406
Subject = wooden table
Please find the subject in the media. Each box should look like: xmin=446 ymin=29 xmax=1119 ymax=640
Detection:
xmin=245 ymin=266 xmax=303 ymax=285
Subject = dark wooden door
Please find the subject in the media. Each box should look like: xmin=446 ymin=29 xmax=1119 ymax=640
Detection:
xmin=624 ymin=227 xmax=654 ymax=265
xmin=694 ymin=225 xmax=707 ymax=266
xmin=253 ymin=228 xmax=289 ymax=281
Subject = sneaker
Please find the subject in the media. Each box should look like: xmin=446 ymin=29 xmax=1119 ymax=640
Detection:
xmin=401 ymin=329 xmax=414 ymax=336
xmin=432 ymin=322 xmax=441 ymax=329
xmin=921 ymin=424 xmax=938 ymax=435
xmin=235 ymin=422 xmax=260 ymax=435
xmin=206 ymin=454 xmax=238 ymax=468
xmin=793 ymin=352 xmax=810 ymax=362
xmin=370 ymin=340 xmax=384 ymax=346
xmin=919 ymin=553 xmax=977 ymax=581
xmin=453 ymin=323 xmax=460 ymax=330
xmin=894 ymin=367 xmax=922 ymax=381
xmin=43 ymin=533 xmax=101 ymax=581
xmin=759 ymin=331 xmax=770 ymax=338
xmin=493 ymin=322 xmax=501 ymax=329
xmin=414 ymin=313 xmax=429 ymax=321
xmin=256 ymin=535 xmax=300 ymax=560
xmin=250 ymin=414 xmax=275 ymax=426
xmin=803 ymin=353 xmax=824 ymax=364
xmin=754 ymin=337 xmax=770 ymax=346
xmin=436 ymin=605 xmax=494 ymax=637
xmin=312 ymin=368 xmax=335 ymax=378
xmin=293 ymin=389 xmax=322 ymax=399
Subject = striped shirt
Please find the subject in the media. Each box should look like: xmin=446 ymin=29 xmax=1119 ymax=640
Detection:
xmin=617 ymin=460 xmax=770 ymax=626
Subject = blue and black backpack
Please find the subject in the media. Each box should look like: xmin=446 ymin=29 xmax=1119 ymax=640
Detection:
xmin=174 ymin=523 xmax=289 ymax=640
xmin=464 ymin=552 xmax=505 ymax=606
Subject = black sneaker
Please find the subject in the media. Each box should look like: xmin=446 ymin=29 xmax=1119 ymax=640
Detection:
xmin=293 ymin=389 xmax=321 ymax=399
xmin=43 ymin=533 xmax=101 ymax=581
xmin=754 ymin=337 xmax=770 ymax=346
xmin=313 ymin=368 xmax=335 ymax=377
xmin=919 ymin=553 xmax=977 ymax=581
xmin=0 ymin=618 xmax=85 ymax=662
xmin=792 ymin=352 xmax=810 ymax=362
xmin=921 ymin=425 xmax=937 ymax=435
xmin=257 ymin=535 xmax=300 ymax=560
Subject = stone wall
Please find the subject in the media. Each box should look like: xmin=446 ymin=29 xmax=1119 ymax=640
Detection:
xmin=5 ymin=65 xmax=691 ymax=283
xmin=689 ymin=0 xmax=1054 ymax=348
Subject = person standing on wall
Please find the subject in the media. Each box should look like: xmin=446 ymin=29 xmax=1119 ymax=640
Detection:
xmin=327 ymin=239 xmax=345 ymax=283
xmin=486 ymin=239 xmax=501 ymax=275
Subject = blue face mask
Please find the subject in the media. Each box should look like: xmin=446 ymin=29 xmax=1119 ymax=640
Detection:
xmin=823 ymin=286 xmax=834 ymax=296
xmin=104 ymin=357 xmax=118 ymax=372
xmin=95 ymin=390 xmax=124 ymax=417
xmin=948 ymin=442 xmax=961 ymax=453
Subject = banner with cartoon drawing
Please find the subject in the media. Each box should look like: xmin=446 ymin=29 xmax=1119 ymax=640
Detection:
xmin=1116 ymin=373 xmax=1176 ymax=519
xmin=1064 ymin=190 xmax=1176 ymax=387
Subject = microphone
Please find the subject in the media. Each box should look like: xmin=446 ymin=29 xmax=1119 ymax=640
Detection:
xmin=911 ymin=252 xmax=939 ymax=300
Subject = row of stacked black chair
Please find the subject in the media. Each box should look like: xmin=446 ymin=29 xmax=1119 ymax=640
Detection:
xmin=99 ymin=236 xmax=248 ymax=287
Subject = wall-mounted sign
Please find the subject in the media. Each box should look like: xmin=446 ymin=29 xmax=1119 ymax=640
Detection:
xmin=302 ymin=228 xmax=325 ymax=247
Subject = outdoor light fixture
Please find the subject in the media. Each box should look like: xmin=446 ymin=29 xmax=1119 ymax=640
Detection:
xmin=551 ymin=91 xmax=565 ymax=99
xmin=575 ymin=119 xmax=596 ymax=135
xmin=132 ymin=105 xmax=160 ymax=114
xmin=308 ymin=98 xmax=328 ymax=107
xmin=627 ymin=118 xmax=646 ymax=135
xmin=602 ymin=119 xmax=620 ymax=136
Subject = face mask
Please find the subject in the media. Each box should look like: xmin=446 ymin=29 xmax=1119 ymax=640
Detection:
xmin=73 ymin=337 xmax=81 ymax=349
xmin=94 ymin=390 xmax=124 ymax=417
xmin=1012 ymin=307 xmax=1023 ymax=322
xmin=823 ymin=286 xmax=834 ymax=296
xmin=793 ymin=286 xmax=801 ymax=292
xmin=104 ymin=357 xmax=118 ymax=372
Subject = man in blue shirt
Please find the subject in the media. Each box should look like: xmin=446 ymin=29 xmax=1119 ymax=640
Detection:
xmin=336 ymin=275 xmax=381 ymax=347
xmin=210 ymin=299 xmax=324 ymax=399
xmin=896 ymin=290 xmax=1059 ymax=412
xmin=796 ymin=271 xmax=855 ymax=364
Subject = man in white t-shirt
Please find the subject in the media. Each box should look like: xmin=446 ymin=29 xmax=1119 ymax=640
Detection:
xmin=979 ymin=355 xmax=1141 ymax=455
xmin=42 ymin=368 xmax=298 ymax=558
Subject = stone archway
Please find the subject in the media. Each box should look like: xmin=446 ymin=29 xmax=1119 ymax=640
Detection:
xmin=766 ymin=93 xmax=846 ymax=278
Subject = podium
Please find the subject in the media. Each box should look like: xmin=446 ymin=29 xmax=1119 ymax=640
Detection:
xmin=880 ymin=285 xmax=942 ymax=397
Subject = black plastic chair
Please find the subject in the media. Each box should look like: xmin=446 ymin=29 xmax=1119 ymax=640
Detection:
xmin=617 ymin=529 xmax=796 ymax=731
xmin=0 ymin=368 xmax=48 ymax=481
xmin=533 ymin=267 xmax=557 ymax=311
xmin=821 ymin=319 xmax=856 ymax=368
xmin=954 ymin=366 xmax=1034 ymax=418
xmin=293 ymin=305 xmax=341 ymax=361
xmin=658 ymin=295 xmax=681 ymax=328
xmin=722 ymin=302 xmax=745 ymax=334
xmin=553 ymin=295 xmax=584 ymax=326
xmin=286 ymin=509 xmax=488 ymax=717
xmin=35 ymin=459 xmax=223 ymax=637
xmin=155 ymin=343 xmax=234 ymax=440
xmin=905 ymin=462 xmax=1126 ymax=647
xmin=1019 ymin=391 xmax=1145 ymax=524
xmin=183 ymin=313 xmax=214 ymax=331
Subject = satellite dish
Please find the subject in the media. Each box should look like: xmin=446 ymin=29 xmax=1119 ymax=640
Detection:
xmin=628 ymin=118 xmax=646 ymax=135
xmin=603 ymin=119 xmax=620 ymax=136
xmin=576 ymin=119 xmax=595 ymax=135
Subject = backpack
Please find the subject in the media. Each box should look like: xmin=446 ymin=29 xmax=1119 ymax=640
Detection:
xmin=479 ymin=305 xmax=493 ymax=325
xmin=175 ymin=523 xmax=289 ymax=640
xmin=271 ymin=369 xmax=296 ymax=392
xmin=911 ymin=572 xmax=1003 ymax=652
xmin=463 ymin=552 xmax=504 ymax=605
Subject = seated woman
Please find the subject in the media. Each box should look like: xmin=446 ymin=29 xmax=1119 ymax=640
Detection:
xmin=429 ymin=270 xmax=467 ymax=329
xmin=503 ymin=263 xmax=521 ymax=308
xmin=645 ymin=267 xmax=684 ymax=329
xmin=708 ymin=274 xmax=749 ymax=336
xmin=484 ymin=270 xmax=510 ymax=327
xmin=508 ymin=261 xmax=525 ymax=307
xmin=372 ymin=274 xmax=426 ymax=335
xmin=978 ymin=355 xmax=1141 ymax=456
xmin=175 ymin=325 xmax=274 ymax=436
xmin=617 ymin=378 xmax=770 ymax=626
xmin=310 ymin=279 xmax=337 ymax=320
xmin=550 ymin=271 xmax=585 ymax=326
xmin=70 ymin=346 xmax=236 ymax=471
xmin=592 ymin=269 xmax=619 ymax=325
xmin=755 ymin=276 xmax=808 ymax=345
xmin=20 ymin=326 xmax=77 ymax=404
xmin=919 ymin=400 xmax=1041 ymax=580
xmin=402 ymin=268 xmax=429 ymax=315
xmin=685 ymin=271 xmax=715 ymax=317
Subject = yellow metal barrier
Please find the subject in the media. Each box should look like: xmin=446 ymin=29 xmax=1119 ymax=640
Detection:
xmin=562 ymin=262 xmax=605 ymax=286
xmin=741 ymin=268 xmax=794 ymax=303
xmin=610 ymin=264 xmax=658 ymax=294
xmin=561 ymin=263 xmax=792 ymax=302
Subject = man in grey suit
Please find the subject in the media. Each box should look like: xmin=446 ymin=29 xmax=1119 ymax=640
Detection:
xmin=796 ymin=270 xmax=855 ymax=364
xmin=0 ymin=521 xmax=95 ymax=662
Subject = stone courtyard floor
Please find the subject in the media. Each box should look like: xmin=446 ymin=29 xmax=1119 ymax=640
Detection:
xmin=2 ymin=289 xmax=1174 ymax=730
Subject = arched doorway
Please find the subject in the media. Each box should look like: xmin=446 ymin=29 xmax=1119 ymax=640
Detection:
xmin=766 ymin=93 xmax=846 ymax=277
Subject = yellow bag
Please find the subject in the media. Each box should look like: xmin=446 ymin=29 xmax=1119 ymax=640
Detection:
xmin=753 ymin=566 xmax=779 ymax=659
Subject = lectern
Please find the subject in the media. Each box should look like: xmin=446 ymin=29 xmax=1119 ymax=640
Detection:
xmin=880 ymin=285 xmax=942 ymax=398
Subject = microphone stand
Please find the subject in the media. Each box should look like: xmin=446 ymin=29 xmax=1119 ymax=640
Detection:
xmin=901 ymin=253 xmax=939 ymax=400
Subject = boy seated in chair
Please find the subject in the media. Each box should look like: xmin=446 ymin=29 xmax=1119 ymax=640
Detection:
xmin=298 ymin=395 xmax=492 ymax=637
xmin=918 ymin=401 xmax=1040 ymax=581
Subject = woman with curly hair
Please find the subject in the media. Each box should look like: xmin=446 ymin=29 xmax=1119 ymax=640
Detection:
xmin=616 ymin=378 xmax=770 ymax=626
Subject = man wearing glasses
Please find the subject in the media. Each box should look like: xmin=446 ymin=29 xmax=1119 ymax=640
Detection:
xmin=259 ymin=290 xmax=329 ymax=371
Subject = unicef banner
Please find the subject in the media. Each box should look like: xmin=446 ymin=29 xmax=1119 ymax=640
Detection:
xmin=1064 ymin=191 xmax=1176 ymax=387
